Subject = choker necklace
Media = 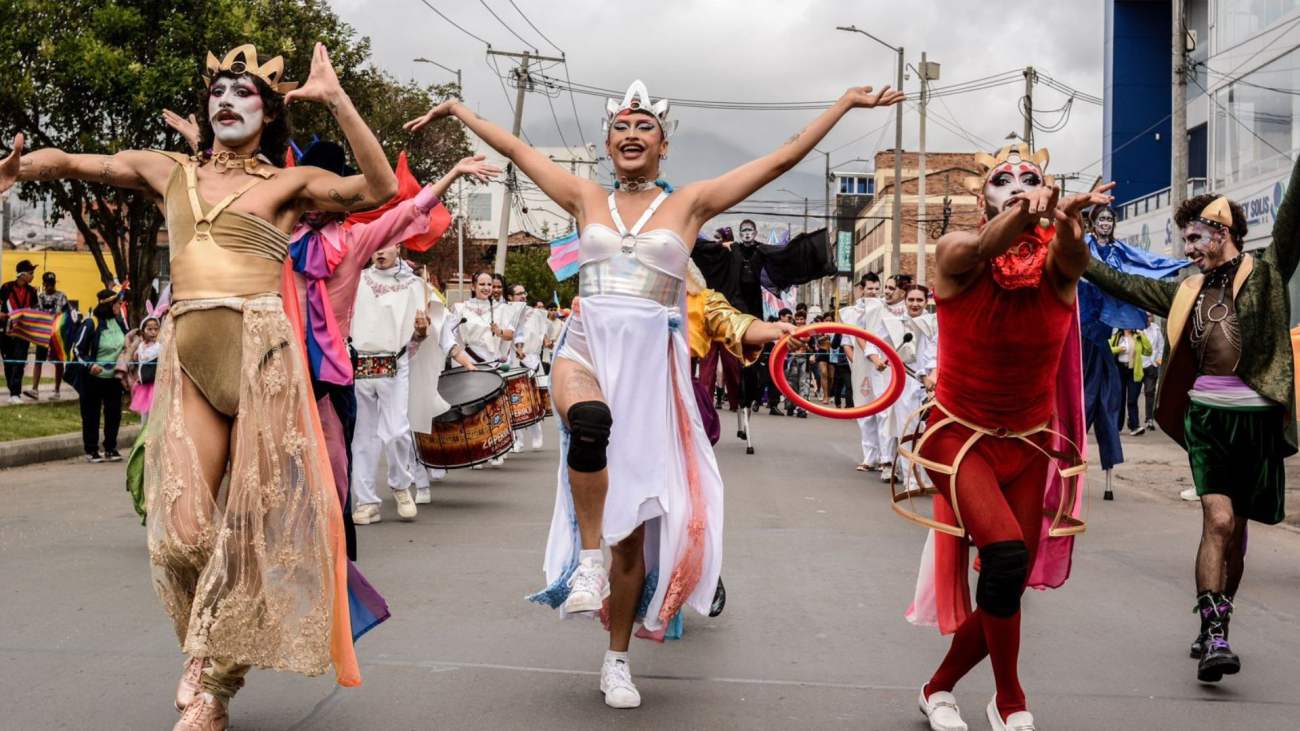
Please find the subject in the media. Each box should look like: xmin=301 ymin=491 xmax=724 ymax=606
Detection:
xmin=203 ymin=149 xmax=260 ymax=173
xmin=615 ymin=176 xmax=673 ymax=193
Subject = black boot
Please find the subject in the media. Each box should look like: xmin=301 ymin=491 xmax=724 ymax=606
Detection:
xmin=709 ymin=576 xmax=727 ymax=617
xmin=1196 ymin=592 xmax=1241 ymax=682
xmin=1190 ymin=593 xmax=1235 ymax=658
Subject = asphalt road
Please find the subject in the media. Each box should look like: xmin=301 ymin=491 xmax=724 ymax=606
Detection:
xmin=1 ymin=412 xmax=1297 ymax=730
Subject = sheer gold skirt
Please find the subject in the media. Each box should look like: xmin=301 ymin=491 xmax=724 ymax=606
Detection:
xmin=145 ymin=295 xmax=337 ymax=676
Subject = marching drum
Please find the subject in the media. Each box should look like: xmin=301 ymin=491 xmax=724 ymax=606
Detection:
xmin=413 ymin=368 xmax=515 ymax=468
xmin=537 ymin=374 xmax=553 ymax=418
xmin=503 ymin=368 xmax=546 ymax=428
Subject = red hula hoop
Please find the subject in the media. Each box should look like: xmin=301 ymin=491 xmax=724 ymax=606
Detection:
xmin=768 ymin=322 xmax=906 ymax=420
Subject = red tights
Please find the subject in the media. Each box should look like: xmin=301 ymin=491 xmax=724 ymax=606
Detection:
xmin=919 ymin=424 xmax=1049 ymax=721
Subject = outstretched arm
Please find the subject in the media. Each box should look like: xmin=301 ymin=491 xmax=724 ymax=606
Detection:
xmin=1047 ymin=182 xmax=1117 ymax=281
xmin=684 ymin=85 xmax=904 ymax=226
xmin=0 ymin=134 xmax=174 ymax=196
xmin=1266 ymin=156 xmax=1300 ymax=280
xmin=428 ymin=155 xmax=502 ymax=200
xmin=285 ymin=44 xmax=398 ymax=211
xmin=1083 ymin=258 xmax=1179 ymax=318
xmin=405 ymin=100 xmax=594 ymax=219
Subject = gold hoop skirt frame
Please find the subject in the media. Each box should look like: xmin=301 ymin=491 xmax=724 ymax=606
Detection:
xmin=891 ymin=399 xmax=1089 ymax=539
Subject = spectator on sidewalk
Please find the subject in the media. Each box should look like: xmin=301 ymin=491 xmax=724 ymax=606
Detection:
xmin=1112 ymin=327 xmax=1153 ymax=436
xmin=1142 ymin=312 xmax=1164 ymax=432
xmin=67 ymin=289 xmax=128 ymax=463
xmin=32 ymin=271 xmax=69 ymax=400
xmin=783 ymin=310 xmax=810 ymax=418
xmin=0 ymin=259 xmax=39 ymax=404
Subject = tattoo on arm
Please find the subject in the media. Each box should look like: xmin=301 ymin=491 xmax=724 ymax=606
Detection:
xmin=328 ymin=188 xmax=364 ymax=206
xmin=328 ymin=100 xmax=339 ymax=117
xmin=783 ymin=128 xmax=805 ymax=146
xmin=98 ymin=157 xmax=115 ymax=184
xmin=38 ymin=165 xmax=58 ymax=180
xmin=474 ymin=112 xmax=487 ymax=121
xmin=20 ymin=159 xmax=31 ymax=169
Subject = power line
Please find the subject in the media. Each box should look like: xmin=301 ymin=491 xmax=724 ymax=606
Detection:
xmin=935 ymin=94 xmax=995 ymax=149
xmin=477 ymin=0 xmax=536 ymax=49
xmin=415 ymin=0 xmax=492 ymax=47
xmin=1191 ymin=75 xmax=1292 ymax=161
xmin=508 ymin=0 xmax=564 ymax=54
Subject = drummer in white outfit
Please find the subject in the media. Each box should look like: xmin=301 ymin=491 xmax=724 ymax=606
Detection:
xmin=409 ymin=280 xmax=478 ymax=501
xmin=882 ymin=285 xmax=938 ymax=489
xmin=405 ymin=77 xmax=903 ymax=710
xmin=452 ymin=272 xmax=518 ymax=466
xmin=505 ymin=284 xmax=548 ymax=451
xmin=840 ymin=274 xmax=891 ymax=473
xmin=350 ymin=247 xmax=433 ymax=525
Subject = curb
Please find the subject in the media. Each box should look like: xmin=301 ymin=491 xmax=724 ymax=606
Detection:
xmin=0 ymin=425 xmax=143 ymax=470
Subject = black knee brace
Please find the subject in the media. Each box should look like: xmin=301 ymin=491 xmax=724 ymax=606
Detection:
xmin=976 ymin=540 xmax=1030 ymax=618
xmin=567 ymin=401 xmax=612 ymax=473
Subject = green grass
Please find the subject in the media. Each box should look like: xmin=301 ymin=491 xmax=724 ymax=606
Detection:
xmin=0 ymin=397 xmax=140 ymax=442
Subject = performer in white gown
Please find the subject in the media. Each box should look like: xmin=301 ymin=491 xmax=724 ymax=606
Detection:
xmin=840 ymin=273 xmax=891 ymax=472
xmin=407 ymin=77 xmax=903 ymax=709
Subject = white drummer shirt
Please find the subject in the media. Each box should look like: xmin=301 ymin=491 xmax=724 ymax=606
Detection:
xmin=351 ymin=264 xmax=427 ymax=355
xmin=453 ymin=297 xmax=520 ymax=364
xmin=511 ymin=305 xmax=549 ymax=370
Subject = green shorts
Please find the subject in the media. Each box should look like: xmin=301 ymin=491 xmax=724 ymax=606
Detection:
xmin=1184 ymin=401 xmax=1287 ymax=525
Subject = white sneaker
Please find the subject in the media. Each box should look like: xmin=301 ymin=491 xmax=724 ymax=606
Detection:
xmin=563 ymin=557 xmax=610 ymax=613
xmin=415 ymin=486 xmax=432 ymax=504
xmin=352 ymin=503 xmax=381 ymax=525
xmin=7 ymin=396 xmax=20 ymax=405
xmin=599 ymin=658 xmax=641 ymax=709
xmin=394 ymin=488 xmax=417 ymax=520
xmin=489 ymin=456 xmax=505 ymax=467
xmin=471 ymin=464 xmax=484 ymax=470
xmin=1180 ymin=486 xmax=1199 ymax=502
xmin=880 ymin=465 xmax=894 ymax=483
xmin=428 ymin=468 xmax=446 ymax=482
xmin=987 ymin=697 xmax=1035 ymax=731
xmin=919 ymin=687 xmax=968 ymax=731
xmin=512 ymin=440 xmax=524 ymax=454
xmin=531 ymin=437 xmax=544 ymax=451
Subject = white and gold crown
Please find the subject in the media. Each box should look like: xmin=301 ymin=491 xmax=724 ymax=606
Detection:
xmin=603 ymin=80 xmax=677 ymax=137
xmin=964 ymin=143 xmax=1054 ymax=195
xmin=205 ymin=44 xmax=299 ymax=95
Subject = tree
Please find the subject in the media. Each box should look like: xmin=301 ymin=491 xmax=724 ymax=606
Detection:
xmin=505 ymin=245 xmax=577 ymax=309
xmin=0 ymin=0 xmax=470 ymax=321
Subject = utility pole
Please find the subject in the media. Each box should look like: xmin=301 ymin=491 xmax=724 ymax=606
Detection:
xmin=1023 ymin=66 xmax=1035 ymax=151
xmin=413 ymin=57 xmax=462 ymax=98
xmin=1171 ymin=0 xmax=1189 ymax=213
xmin=549 ymin=156 xmax=600 ymax=234
xmin=917 ymin=53 xmax=939 ymax=286
xmin=803 ymin=197 xmax=809 ymax=234
xmin=891 ymin=45 xmax=905 ymax=278
xmin=486 ymin=49 xmax=565 ymax=275
xmin=825 ymin=150 xmax=833 ymax=307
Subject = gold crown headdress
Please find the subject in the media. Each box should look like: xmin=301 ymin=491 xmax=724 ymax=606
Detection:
xmin=205 ymin=44 xmax=299 ymax=95
xmin=1196 ymin=196 xmax=1234 ymax=228
xmin=964 ymin=143 xmax=1054 ymax=195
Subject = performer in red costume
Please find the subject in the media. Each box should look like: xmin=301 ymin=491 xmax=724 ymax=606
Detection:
xmin=903 ymin=145 xmax=1113 ymax=731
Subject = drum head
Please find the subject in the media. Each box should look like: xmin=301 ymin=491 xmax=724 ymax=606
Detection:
xmin=436 ymin=368 xmax=506 ymax=422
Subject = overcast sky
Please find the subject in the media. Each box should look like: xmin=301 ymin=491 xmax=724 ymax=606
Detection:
xmin=331 ymin=0 xmax=1106 ymax=220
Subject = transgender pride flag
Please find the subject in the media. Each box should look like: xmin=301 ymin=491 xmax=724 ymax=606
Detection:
xmin=548 ymin=232 xmax=581 ymax=281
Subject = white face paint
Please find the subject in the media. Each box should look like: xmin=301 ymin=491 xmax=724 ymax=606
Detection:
xmin=1182 ymin=221 xmax=1230 ymax=271
xmin=208 ymin=75 xmax=266 ymax=146
xmin=738 ymin=225 xmax=757 ymax=244
xmin=1094 ymin=209 xmax=1115 ymax=237
xmin=982 ymin=155 xmax=1045 ymax=219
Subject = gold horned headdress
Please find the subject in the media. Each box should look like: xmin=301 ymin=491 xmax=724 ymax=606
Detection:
xmin=964 ymin=143 xmax=1054 ymax=195
xmin=205 ymin=44 xmax=299 ymax=95
xmin=1196 ymin=196 xmax=1235 ymax=229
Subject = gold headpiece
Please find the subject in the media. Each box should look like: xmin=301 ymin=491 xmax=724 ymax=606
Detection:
xmin=964 ymin=143 xmax=1054 ymax=195
xmin=1197 ymin=196 xmax=1234 ymax=228
xmin=204 ymin=44 xmax=299 ymax=95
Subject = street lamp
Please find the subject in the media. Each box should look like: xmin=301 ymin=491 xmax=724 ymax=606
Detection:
xmin=414 ymin=57 xmax=462 ymax=97
xmin=837 ymin=24 xmax=905 ymax=277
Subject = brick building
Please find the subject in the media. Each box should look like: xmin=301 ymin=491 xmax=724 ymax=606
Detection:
xmin=850 ymin=150 xmax=984 ymax=288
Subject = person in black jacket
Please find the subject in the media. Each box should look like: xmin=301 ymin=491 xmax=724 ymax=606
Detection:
xmin=66 ymin=289 xmax=129 ymax=463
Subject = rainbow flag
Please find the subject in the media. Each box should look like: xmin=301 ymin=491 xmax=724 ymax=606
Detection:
xmin=47 ymin=309 xmax=77 ymax=362
xmin=6 ymin=308 xmax=55 ymax=347
xmin=547 ymin=232 xmax=581 ymax=281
